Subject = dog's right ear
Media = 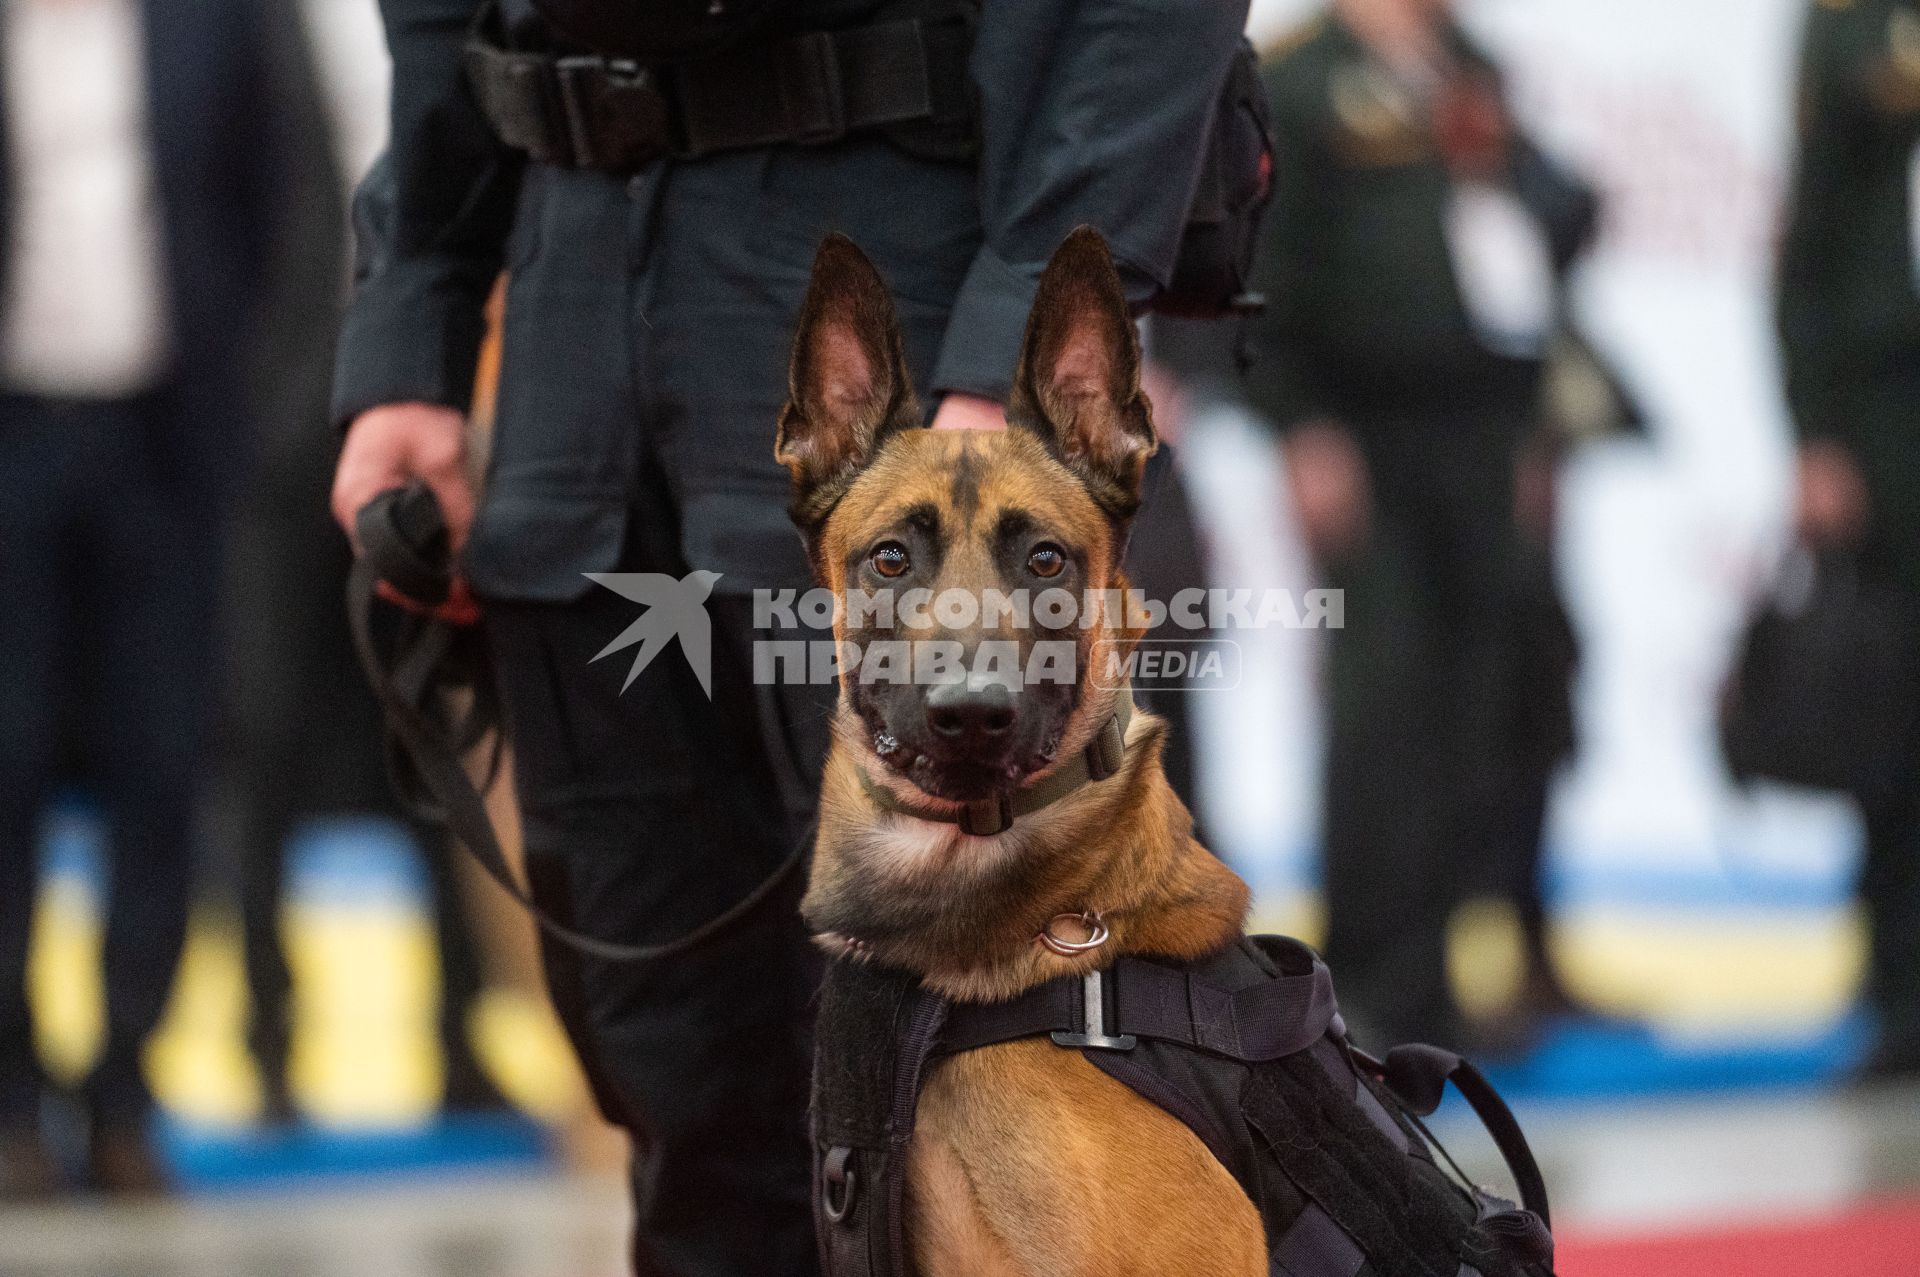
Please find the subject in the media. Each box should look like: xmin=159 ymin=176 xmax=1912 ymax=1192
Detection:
xmin=1007 ymin=227 xmax=1156 ymax=520
xmin=776 ymin=234 xmax=919 ymax=528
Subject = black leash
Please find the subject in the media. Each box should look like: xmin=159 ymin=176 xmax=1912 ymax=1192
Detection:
xmin=348 ymin=484 xmax=810 ymax=964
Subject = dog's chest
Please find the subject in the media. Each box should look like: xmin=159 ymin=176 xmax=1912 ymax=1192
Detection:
xmin=904 ymin=1040 xmax=1266 ymax=1277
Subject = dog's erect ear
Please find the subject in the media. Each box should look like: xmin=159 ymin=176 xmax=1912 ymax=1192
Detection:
xmin=776 ymin=234 xmax=919 ymax=526
xmin=1008 ymin=226 xmax=1157 ymax=516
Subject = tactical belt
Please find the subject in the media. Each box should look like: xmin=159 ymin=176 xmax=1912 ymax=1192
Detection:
xmin=465 ymin=8 xmax=977 ymax=171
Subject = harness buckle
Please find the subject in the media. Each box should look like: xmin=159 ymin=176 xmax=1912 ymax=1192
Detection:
xmin=1050 ymin=969 xmax=1136 ymax=1052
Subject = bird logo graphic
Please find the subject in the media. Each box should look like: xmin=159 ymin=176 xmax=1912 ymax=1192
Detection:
xmin=584 ymin=570 xmax=723 ymax=696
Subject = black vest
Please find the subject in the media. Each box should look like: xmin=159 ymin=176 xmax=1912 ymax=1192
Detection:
xmin=810 ymin=936 xmax=1557 ymax=1277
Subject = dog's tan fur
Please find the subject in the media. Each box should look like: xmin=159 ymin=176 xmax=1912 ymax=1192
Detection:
xmin=781 ymin=230 xmax=1268 ymax=1275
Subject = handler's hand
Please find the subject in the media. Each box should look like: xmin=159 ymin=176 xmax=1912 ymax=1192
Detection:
xmin=930 ymin=392 xmax=1006 ymax=431
xmin=332 ymin=402 xmax=477 ymax=555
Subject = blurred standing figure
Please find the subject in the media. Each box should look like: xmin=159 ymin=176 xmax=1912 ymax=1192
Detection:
xmin=1247 ymin=0 xmax=1598 ymax=1049
xmin=0 ymin=0 xmax=303 ymax=1196
xmin=1779 ymin=0 xmax=1920 ymax=1078
xmin=220 ymin=0 xmax=513 ymax=1126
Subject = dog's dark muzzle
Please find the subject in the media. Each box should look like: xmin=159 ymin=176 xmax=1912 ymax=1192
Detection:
xmin=885 ymin=675 xmax=1067 ymax=802
xmin=924 ymin=679 xmax=1017 ymax=749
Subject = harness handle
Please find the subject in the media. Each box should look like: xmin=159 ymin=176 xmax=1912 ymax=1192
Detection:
xmin=349 ymin=484 xmax=811 ymax=965
xmin=1364 ymin=1042 xmax=1553 ymax=1229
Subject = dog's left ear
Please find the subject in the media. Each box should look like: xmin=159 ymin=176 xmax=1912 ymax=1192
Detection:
xmin=1009 ymin=226 xmax=1158 ymax=516
xmin=777 ymin=234 xmax=919 ymax=528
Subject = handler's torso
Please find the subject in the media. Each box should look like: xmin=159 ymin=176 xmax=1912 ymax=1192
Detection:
xmin=465 ymin=130 xmax=980 ymax=602
xmin=462 ymin=0 xmax=980 ymax=603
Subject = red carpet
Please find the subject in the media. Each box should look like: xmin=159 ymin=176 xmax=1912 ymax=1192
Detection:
xmin=1556 ymin=1198 xmax=1920 ymax=1276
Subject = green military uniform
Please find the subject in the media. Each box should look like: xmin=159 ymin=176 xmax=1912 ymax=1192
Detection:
xmin=1246 ymin=12 xmax=1596 ymax=1049
xmin=1779 ymin=0 xmax=1920 ymax=1070
xmin=1782 ymin=0 xmax=1920 ymax=583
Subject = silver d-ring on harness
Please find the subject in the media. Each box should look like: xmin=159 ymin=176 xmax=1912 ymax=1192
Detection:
xmin=1037 ymin=910 xmax=1110 ymax=956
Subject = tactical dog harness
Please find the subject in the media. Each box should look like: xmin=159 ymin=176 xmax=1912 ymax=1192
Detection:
xmin=811 ymin=937 xmax=1556 ymax=1277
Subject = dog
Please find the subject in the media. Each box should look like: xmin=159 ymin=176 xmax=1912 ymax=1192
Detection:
xmin=775 ymin=227 xmax=1270 ymax=1276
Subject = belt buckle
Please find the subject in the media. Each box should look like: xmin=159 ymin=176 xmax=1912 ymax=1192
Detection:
xmin=554 ymin=56 xmax=673 ymax=170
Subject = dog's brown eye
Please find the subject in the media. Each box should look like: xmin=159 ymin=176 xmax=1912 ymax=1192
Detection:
xmin=1027 ymin=544 xmax=1065 ymax=578
xmin=871 ymin=541 xmax=911 ymax=578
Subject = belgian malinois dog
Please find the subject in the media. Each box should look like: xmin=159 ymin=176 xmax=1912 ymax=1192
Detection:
xmin=776 ymin=228 xmax=1268 ymax=1275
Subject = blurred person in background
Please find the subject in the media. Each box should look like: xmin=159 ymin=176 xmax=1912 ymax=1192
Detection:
xmin=0 ymin=0 xmax=307 ymax=1197
xmin=1777 ymin=0 xmax=1920 ymax=1079
xmin=218 ymin=0 xmax=510 ymax=1127
xmin=1245 ymin=0 xmax=1600 ymax=1050
xmin=327 ymin=0 xmax=1250 ymax=1270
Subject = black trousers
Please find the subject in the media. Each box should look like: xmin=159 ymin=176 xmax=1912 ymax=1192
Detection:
xmin=1474 ymin=531 xmax=1578 ymax=991
xmin=0 ymin=391 xmax=221 ymax=1125
xmin=483 ymin=470 xmax=833 ymax=1277
xmin=1318 ymin=409 xmax=1527 ymax=1050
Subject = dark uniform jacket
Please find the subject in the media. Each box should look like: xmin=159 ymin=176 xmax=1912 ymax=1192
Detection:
xmin=1244 ymin=13 xmax=1595 ymax=433
xmin=333 ymin=0 xmax=1249 ymax=598
xmin=1779 ymin=0 xmax=1920 ymax=589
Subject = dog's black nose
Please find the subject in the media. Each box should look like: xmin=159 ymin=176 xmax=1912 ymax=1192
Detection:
xmin=925 ymin=680 xmax=1016 ymax=742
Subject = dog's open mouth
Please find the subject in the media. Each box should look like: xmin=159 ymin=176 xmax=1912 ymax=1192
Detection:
xmin=874 ymin=730 xmax=1060 ymax=804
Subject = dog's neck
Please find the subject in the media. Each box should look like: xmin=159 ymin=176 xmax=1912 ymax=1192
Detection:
xmin=802 ymin=704 xmax=1251 ymax=1004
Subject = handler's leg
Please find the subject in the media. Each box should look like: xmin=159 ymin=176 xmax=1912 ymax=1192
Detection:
xmin=484 ymin=504 xmax=822 ymax=1277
